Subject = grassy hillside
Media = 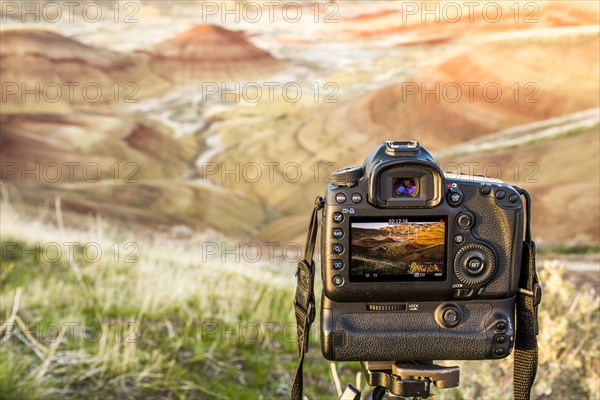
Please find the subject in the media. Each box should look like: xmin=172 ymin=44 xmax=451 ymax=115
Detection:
xmin=0 ymin=201 xmax=598 ymax=399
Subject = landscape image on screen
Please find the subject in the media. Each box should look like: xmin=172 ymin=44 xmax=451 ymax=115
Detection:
xmin=350 ymin=219 xmax=445 ymax=279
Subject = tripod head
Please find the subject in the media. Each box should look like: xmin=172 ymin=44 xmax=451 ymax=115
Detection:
xmin=340 ymin=361 xmax=460 ymax=400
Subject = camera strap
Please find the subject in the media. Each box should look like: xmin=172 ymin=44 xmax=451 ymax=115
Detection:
xmin=292 ymin=196 xmax=325 ymax=400
xmin=514 ymin=188 xmax=541 ymax=400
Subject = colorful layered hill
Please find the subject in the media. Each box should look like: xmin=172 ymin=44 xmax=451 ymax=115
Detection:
xmin=147 ymin=24 xmax=288 ymax=83
xmin=351 ymin=28 xmax=599 ymax=149
xmin=342 ymin=1 xmax=600 ymax=43
xmin=205 ymin=27 xmax=599 ymax=245
xmin=0 ymin=29 xmax=169 ymax=114
xmin=0 ymin=112 xmax=195 ymax=181
xmin=0 ymin=25 xmax=284 ymax=236
xmin=0 ymin=112 xmax=266 ymax=236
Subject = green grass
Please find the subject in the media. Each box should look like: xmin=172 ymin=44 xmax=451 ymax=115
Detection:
xmin=0 ymin=203 xmax=598 ymax=399
xmin=0 ymin=244 xmax=312 ymax=399
xmin=537 ymin=244 xmax=600 ymax=255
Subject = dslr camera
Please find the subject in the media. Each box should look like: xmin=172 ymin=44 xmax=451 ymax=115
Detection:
xmin=320 ymin=141 xmax=524 ymax=362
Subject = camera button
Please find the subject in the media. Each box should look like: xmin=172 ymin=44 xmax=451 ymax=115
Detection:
xmin=332 ymin=244 xmax=344 ymax=255
xmin=454 ymin=234 xmax=464 ymax=244
xmin=509 ymin=194 xmax=519 ymax=203
xmin=332 ymin=212 xmax=344 ymax=223
xmin=450 ymin=192 xmax=461 ymax=203
xmin=466 ymin=257 xmax=484 ymax=274
xmin=496 ymin=321 xmax=507 ymax=331
xmin=457 ymin=213 xmax=474 ymax=229
xmin=480 ymin=186 xmax=491 ymax=195
xmin=351 ymin=193 xmax=362 ymax=203
xmin=494 ymin=348 xmax=505 ymax=356
xmin=332 ymin=228 xmax=344 ymax=239
xmin=454 ymin=243 xmax=496 ymax=285
xmin=332 ymin=260 xmax=344 ymax=270
xmin=495 ymin=189 xmax=506 ymax=200
xmin=496 ymin=335 xmax=507 ymax=344
xmin=332 ymin=275 xmax=344 ymax=286
xmin=447 ymin=189 xmax=463 ymax=206
xmin=335 ymin=193 xmax=346 ymax=203
xmin=441 ymin=307 xmax=461 ymax=327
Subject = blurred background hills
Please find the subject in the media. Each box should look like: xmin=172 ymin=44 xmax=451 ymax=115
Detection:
xmin=1 ymin=0 xmax=599 ymax=248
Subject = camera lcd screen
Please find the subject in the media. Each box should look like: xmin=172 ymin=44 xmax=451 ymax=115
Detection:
xmin=349 ymin=216 xmax=446 ymax=281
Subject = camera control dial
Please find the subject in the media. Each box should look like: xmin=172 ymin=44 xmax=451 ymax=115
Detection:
xmin=453 ymin=243 xmax=496 ymax=286
xmin=329 ymin=166 xmax=364 ymax=187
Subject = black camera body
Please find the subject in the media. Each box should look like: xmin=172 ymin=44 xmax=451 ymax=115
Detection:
xmin=320 ymin=141 xmax=524 ymax=362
